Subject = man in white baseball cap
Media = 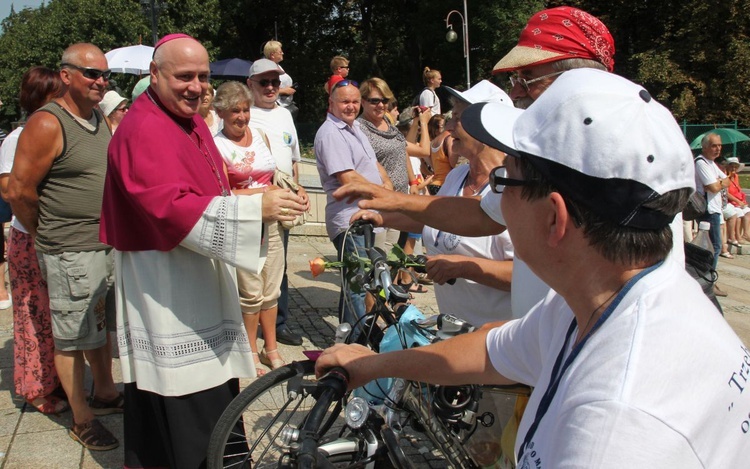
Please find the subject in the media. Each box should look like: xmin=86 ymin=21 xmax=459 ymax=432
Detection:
xmin=318 ymin=69 xmax=749 ymax=467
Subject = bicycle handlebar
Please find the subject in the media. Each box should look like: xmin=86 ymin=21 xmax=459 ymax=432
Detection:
xmin=297 ymin=367 xmax=350 ymax=469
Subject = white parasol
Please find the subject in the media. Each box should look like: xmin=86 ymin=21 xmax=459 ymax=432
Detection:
xmin=105 ymin=45 xmax=154 ymax=75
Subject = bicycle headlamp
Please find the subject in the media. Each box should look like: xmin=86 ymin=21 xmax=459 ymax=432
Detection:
xmin=345 ymin=397 xmax=370 ymax=429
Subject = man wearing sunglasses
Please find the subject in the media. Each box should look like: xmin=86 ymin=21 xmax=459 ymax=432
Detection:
xmin=320 ymin=68 xmax=749 ymax=469
xmin=314 ymin=79 xmax=392 ymax=338
xmin=7 ymin=43 xmax=121 ymax=451
xmin=248 ymin=58 xmax=306 ymax=346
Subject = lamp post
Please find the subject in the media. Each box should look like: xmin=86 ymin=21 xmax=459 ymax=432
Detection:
xmin=444 ymin=1 xmax=470 ymax=89
xmin=140 ymin=0 xmax=167 ymax=45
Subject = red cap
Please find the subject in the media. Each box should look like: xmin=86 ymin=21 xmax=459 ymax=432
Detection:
xmin=492 ymin=7 xmax=615 ymax=74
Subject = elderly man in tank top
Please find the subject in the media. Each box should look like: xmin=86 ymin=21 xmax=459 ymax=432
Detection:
xmin=7 ymin=43 xmax=121 ymax=451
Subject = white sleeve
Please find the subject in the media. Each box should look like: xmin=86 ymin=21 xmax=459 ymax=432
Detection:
xmin=694 ymin=159 xmax=716 ymax=193
xmin=480 ymin=190 xmax=505 ymax=225
xmin=181 ymin=194 xmax=266 ymax=273
xmin=0 ymin=128 xmax=22 ymax=175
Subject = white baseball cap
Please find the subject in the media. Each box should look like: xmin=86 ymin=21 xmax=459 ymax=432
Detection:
xmin=443 ymin=80 xmax=513 ymax=107
xmin=462 ymin=68 xmax=695 ymax=229
xmin=248 ymin=59 xmax=282 ymax=78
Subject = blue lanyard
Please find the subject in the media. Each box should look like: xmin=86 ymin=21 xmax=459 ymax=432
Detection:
xmin=516 ymin=262 xmax=661 ymax=462
xmin=434 ymin=172 xmax=489 ymax=247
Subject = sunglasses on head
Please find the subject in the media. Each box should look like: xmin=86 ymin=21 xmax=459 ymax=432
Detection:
xmin=62 ymin=63 xmax=111 ymax=81
xmin=366 ymin=97 xmax=389 ymax=105
xmin=253 ymin=78 xmax=281 ymax=88
xmin=332 ymin=79 xmax=359 ymax=90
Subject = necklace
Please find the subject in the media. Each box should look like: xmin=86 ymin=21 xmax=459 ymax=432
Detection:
xmin=146 ymin=90 xmax=229 ymax=196
xmin=465 ymin=175 xmax=489 ymax=196
xmin=575 ymin=283 xmax=626 ymax=346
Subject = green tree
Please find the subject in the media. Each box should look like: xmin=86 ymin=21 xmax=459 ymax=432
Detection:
xmin=0 ymin=0 xmax=151 ymax=126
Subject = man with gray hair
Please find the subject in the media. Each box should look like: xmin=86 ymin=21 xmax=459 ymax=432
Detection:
xmin=248 ymin=58 xmax=306 ymax=346
xmin=101 ymin=33 xmax=306 ymax=466
xmin=8 ymin=43 xmax=121 ymax=451
xmin=694 ymin=132 xmax=730 ymax=296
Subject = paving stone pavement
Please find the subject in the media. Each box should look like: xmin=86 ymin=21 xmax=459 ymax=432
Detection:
xmin=0 ymin=235 xmax=746 ymax=468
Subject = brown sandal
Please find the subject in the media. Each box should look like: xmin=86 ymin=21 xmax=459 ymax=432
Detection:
xmin=89 ymin=391 xmax=124 ymax=416
xmin=69 ymin=419 xmax=119 ymax=451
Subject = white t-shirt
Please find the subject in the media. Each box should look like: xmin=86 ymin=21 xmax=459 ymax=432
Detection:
xmin=422 ymin=165 xmax=514 ymax=325
xmin=479 ymin=177 xmax=551 ymax=318
xmin=419 ymin=88 xmax=441 ymax=115
xmin=695 ymin=155 xmax=725 ymax=214
xmin=486 ymin=260 xmax=750 ymax=468
xmin=250 ymin=105 xmax=300 ymax=176
xmin=277 ymin=66 xmax=294 ymax=108
xmin=0 ymin=127 xmax=27 ymax=233
xmin=213 ymin=128 xmax=276 ymax=189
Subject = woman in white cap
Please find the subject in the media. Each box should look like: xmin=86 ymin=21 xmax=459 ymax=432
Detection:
xmin=99 ymin=90 xmax=128 ymax=133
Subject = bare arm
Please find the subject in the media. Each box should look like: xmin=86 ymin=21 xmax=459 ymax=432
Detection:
xmin=350 ymin=209 xmax=426 ymax=234
xmin=427 ymin=255 xmax=513 ymax=290
xmin=704 ymin=177 xmax=728 ymax=194
xmin=0 ymin=175 xmax=9 ymax=201
xmin=334 ymin=182 xmax=504 ymax=237
xmin=315 ymin=329 xmax=515 ymax=390
xmin=406 ymin=110 xmax=431 ymax=158
xmin=6 ymin=113 xmax=62 ymax=238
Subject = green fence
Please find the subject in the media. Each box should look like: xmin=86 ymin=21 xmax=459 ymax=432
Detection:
xmin=681 ymin=121 xmax=750 ymax=162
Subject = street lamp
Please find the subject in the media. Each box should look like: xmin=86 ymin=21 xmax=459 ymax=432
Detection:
xmin=140 ymin=0 xmax=167 ymax=45
xmin=444 ymin=1 xmax=470 ymax=89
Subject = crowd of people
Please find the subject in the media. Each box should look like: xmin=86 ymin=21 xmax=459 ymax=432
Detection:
xmin=0 ymin=4 xmax=746 ymax=468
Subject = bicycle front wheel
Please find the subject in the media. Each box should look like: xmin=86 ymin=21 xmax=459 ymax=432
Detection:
xmin=207 ymin=360 xmax=348 ymax=469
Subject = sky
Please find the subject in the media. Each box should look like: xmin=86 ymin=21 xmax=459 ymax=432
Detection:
xmin=0 ymin=0 xmax=45 ymax=26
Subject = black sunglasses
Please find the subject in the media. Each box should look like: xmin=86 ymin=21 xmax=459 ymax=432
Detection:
xmin=489 ymin=165 xmax=532 ymax=194
xmin=366 ymin=97 xmax=389 ymax=105
xmin=332 ymin=79 xmax=359 ymax=90
xmin=252 ymin=78 xmax=281 ymax=88
xmin=62 ymin=63 xmax=111 ymax=81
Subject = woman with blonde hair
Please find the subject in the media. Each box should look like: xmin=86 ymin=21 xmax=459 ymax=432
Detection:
xmin=419 ymin=67 xmax=442 ymax=115
xmin=358 ymin=78 xmax=431 ymax=292
xmin=263 ymin=40 xmax=297 ymax=118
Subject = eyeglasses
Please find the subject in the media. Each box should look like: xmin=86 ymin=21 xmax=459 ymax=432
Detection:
xmin=365 ymin=97 xmax=389 ymax=106
xmin=489 ymin=165 xmax=534 ymax=194
xmin=61 ymin=63 xmax=111 ymax=81
xmin=252 ymin=78 xmax=281 ymax=88
xmin=332 ymin=79 xmax=359 ymax=91
xmin=508 ymin=71 xmax=564 ymax=93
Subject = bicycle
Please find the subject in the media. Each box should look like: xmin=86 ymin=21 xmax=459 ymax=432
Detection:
xmin=207 ymin=221 xmax=530 ymax=468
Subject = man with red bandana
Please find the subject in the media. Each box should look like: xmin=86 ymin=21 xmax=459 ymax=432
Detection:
xmin=332 ymin=7 xmax=644 ymax=318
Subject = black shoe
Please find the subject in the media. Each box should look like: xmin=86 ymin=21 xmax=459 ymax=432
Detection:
xmin=276 ymin=325 xmax=303 ymax=346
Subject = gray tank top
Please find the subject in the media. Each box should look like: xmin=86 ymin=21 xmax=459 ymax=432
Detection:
xmin=35 ymin=102 xmax=111 ymax=254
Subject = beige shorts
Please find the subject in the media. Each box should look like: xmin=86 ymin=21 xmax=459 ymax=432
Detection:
xmin=237 ymin=222 xmax=284 ymax=314
xmin=37 ymin=249 xmax=115 ymax=351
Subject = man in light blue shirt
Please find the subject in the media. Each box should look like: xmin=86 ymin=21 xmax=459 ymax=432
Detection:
xmin=314 ymin=80 xmax=391 ymax=335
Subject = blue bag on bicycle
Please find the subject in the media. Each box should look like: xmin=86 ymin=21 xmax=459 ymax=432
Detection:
xmin=354 ymin=305 xmax=432 ymax=404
